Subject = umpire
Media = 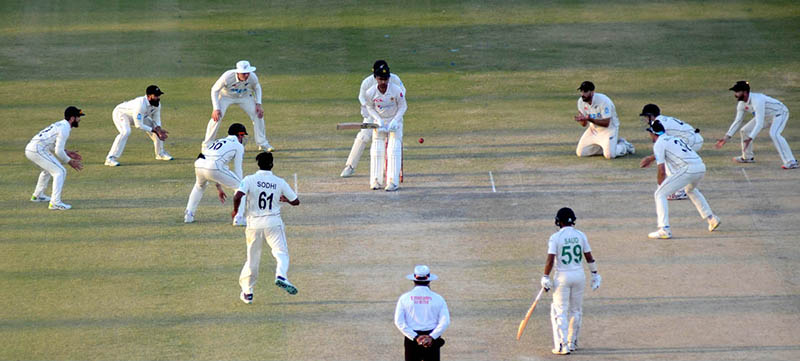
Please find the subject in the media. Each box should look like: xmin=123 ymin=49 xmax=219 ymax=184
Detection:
xmin=394 ymin=265 xmax=450 ymax=361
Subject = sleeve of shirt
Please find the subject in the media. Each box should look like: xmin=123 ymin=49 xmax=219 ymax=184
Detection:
xmin=237 ymin=176 xmax=248 ymax=195
xmin=430 ymin=297 xmax=450 ymax=339
xmin=394 ymin=297 xmax=417 ymax=340
xmin=388 ymin=89 xmax=407 ymax=129
xmin=211 ymin=73 xmax=227 ymax=110
xmin=725 ymin=102 xmax=747 ymax=138
xmin=547 ymin=235 xmax=558 ymax=255
xmin=358 ymin=76 xmax=371 ymax=106
xmin=392 ymin=74 xmax=407 ymax=94
xmin=747 ymin=97 xmax=765 ymax=139
xmin=281 ymin=178 xmax=298 ymax=202
xmin=576 ymin=98 xmax=584 ymax=114
xmin=653 ymin=139 xmax=666 ymax=165
xmin=580 ymin=231 xmax=592 ymax=253
xmin=152 ymin=106 xmax=162 ymax=127
xmin=133 ymin=99 xmax=153 ymax=133
xmin=53 ymin=124 xmax=71 ymax=163
xmin=251 ymin=72 xmax=263 ymax=104
xmin=233 ymin=145 xmax=244 ymax=180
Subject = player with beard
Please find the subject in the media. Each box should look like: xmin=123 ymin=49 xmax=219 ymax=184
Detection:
xmin=105 ymin=85 xmax=171 ymax=166
xmin=574 ymin=81 xmax=635 ymax=159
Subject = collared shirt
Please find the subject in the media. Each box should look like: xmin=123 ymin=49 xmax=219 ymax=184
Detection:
xmin=26 ymin=119 xmax=72 ymax=163
xmin=726 ymin=92 xmax=788 ymax=139
xmin=547 ymin=226 xmax=592 ymax=273
xmin=364 ymin=83 xmax=407 ymax=129
xmin=196 ymin=135 xmax=245 ymax=178
xmin=211 ymin=70 xmax=263 ymax=109
xmin=577 ymin=92 xmax=619 ymax=131
xmin=237 ymin=170 xmax=297 ymax=228
xmin=359 ymin=73 xmax=405 ymax=119
xmin=394 ymin=286 xmax=450 ymax=340
xmin=656 ymin=115 xmax=697 ymax=143
xmin=115 ymin=96 xmax=161 ymax=133
xmin=653 ymin=134 xmax=705 ymax=173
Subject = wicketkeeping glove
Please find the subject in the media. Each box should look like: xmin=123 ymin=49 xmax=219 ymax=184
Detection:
xmin=591 ymin=273 xmax=602 ymax=290
xmin=540 ymin=275 xmax=552 ymax=291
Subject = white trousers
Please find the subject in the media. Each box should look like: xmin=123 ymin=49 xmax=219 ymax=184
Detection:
xmin=655 ymin=167 xmax=713 ymax=228
xmin=739 ymin=109 xmax=795 ymax=164
xmin=25 ymin=146 xmax=66 ymax=204
xmin=185 ymin=163 xmax=245 ymax=219
xmin=576 ymin=126 xmax=628 ymax=159
xmin=107 ymin=109 xmax=165 ymax=160
xmin=370 ymin=126 xmax=402 ymax=188
xmin=239 ymin=224 xmax=289 ymax=294
xmin=204 ymin=96 xmax=268 ymax=148
xmin=345 ymin=118 xmax=373 ymax=169
xmin=550 ymin=269 xmax=585 ymax=349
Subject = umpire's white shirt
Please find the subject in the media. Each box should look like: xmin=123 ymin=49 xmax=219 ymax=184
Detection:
xmin=26 ymin=119 xmax=72 ymax=163
xmin=548 ymin=226 xmax=592 ymax=273
xmin=577 ymin=93 xmax=619 ymax=131
xmin=238 ymin=170 xmax=297 ymax=228
xmin=726 ymin=92 xmax=788 ymax=139
xmin=196 ymin=135 xmax=245 ymax=179
xmin=654 ymin=135 xmax=705 ymax=173
xmin=394 ymin=286 xmax=450 ymax=340
xmin=211 ymin=70 xmax=263 ymax=109
xmin=115 ymin=96 xmax=161 ymax=133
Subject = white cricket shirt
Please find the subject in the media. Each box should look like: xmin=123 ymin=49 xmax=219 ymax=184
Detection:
xmin=726 ymin=92 xmax=788 ymax=139
xmin=114 ymin=96 xmax=161 ymax=133
xmin=195 ymin=135 xmax=245 ymax=179
xmin=577 ymin=93 xmax=619 ymax=130
xmin=656 ymin=115 xmax=697 ymax=143
xmin=547 ymin=226 xmax=592 ymax=273
xmin=653 ymin=135 xmax=705 ymax=173
xmin=359 ymin=73 xmax=405 ymax=119
xmin=211 ymin=70 xmax=263 ymax=109
xmin=394 ymin=286 xmax=450 ymax=340
xmin=237 ymin=170 xmax=297 ymax=228
xmin=364 ymin=83 xmax=407 ymax=128
xmin=26 ymin=119 xmax=72 ymax=163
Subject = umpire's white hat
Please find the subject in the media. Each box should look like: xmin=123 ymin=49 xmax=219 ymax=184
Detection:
xmin=406 ymin=265 xmax=438 ymax=281
xmin=235 ymin=60 xmax=256 ymax=73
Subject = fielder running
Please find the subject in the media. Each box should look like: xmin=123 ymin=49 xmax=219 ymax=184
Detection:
xmin=25 ymin=106 xmax=85 ymax=210
xmin=341 ymin=60 xmax=406 ymax=178
xmin=715 ymin=81 xmax=797 ymax=169
xmin=233 ymin=152 xmax=300 ymax=304
xmin=540 ymin=208 xmax=601 ymax=355
xmin=205 ymin=60 xmax=273 ymax=152
xmin=394 ymin=265 xmax=450 ymax=361
xmin=638 ymin=104 xmax=704 ymax=200
xmin=644 ymin=120 xmax=721 ymax=239
xmin=105 ymin=85 xmax=170 ymax=166
xmin=365 ymin=63 xmax=407 ymax=191
xmin=184 ymin=123 xmax=249 ymax=226
xmin=574 ymin=81 xmax=635 ymax=159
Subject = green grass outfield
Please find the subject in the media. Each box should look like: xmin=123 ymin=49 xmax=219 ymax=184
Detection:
xmin=1 ymin=1 xmax=799 ymax=360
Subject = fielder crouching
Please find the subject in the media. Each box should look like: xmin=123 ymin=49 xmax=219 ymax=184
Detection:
xmin=365 ymin=62 xmax=407 ymax=191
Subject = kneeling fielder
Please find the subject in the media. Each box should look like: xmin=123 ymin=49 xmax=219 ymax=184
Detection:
xmin=365 ymin=63 xmax=407 ymax=191
xmin=233 ymin=152 xmax=300 ymax=304
xmin=184 ymin=123 xmax=248 ymax=226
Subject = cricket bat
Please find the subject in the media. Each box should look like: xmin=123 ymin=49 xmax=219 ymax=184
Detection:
xmin=336 ymin=122 xmax=378 ymax=130
xmin=516 ymin=287 xmax=545 ymax=340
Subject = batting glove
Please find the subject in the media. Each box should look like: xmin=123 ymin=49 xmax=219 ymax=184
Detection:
xmin=540 ymin=275 xmax=552 ymax=291
xmin=591 ymin=273 xmax=602 ymax=290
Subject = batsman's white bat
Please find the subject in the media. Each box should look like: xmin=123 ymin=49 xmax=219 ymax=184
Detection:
xmin=336 ymin=122 xmax=379 ymax=130
xmin=516 ymin=287 xmax=545 ymax=340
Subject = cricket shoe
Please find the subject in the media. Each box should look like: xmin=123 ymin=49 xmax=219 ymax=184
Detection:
xmin=184 ymin=210 xmax=195 ymax=223
xmin=340 ymin=165 xmax=355 ymax=178
xmin=648 ymin=227 xmax=672 ymax=239
xmin=155 ymin=152 xmax=173 ymax=161
xmin=384 ymin=183 xmax=399 ymax=192
xmin=625 ymin=140 xmax=635 ymax=155
xmin=48 ymin=202 xmax=72 ymax=210
xmin=733 ymin=156 xmax=755 ymax=163
xmin=708 ymin=215 xmax=721 ymax=232
xmin=568 ymin=340 xmax=578 ymax=352
xmin=258 ymin=143 xmax=274 ymax=152
xmin=275 ymin=276 xmax=298 ymax=295
xmin=667 ymin=189 xmax=688 ymax=200
xmin=104 ymin=157 xmax=120 ymax=166
xmin=232 ymin=216 xmax=246 ymax=227
xmin=782 ymin=160 xmax=799 ymax=169
xmin=31 ymin=194 xmax=51 ymax=203
xmin=552 ymin=344 xmax=570 ymax=355
xmin=240 ymin=292 xmax=253 ymax=304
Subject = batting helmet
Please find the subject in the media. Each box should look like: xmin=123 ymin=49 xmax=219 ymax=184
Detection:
xmin=639 ymin=103 xmax=661 ymax=117
xmin=228 ymin=123 xmax=248 ymax=136
xmin=647 ymin=119 xmax=665 ymax=135
xmin=555 ymin=207 xmax=576 ymax=226
xmin=374 ymin=62 xmax=390 ymax=78
xmin=372 ymin=60 xmax=388 ymax=73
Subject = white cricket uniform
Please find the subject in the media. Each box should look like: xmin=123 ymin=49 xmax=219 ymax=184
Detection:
xmin=237 ymin=170 xmax=298 ymax=294
xmin=725 ymin=93 xmax=795 ymax=165
xmin=205 ymin=70 xmax=269 ymax=148
xmin=653 ymin=135 xmax=714 ymax=229
xmin=394 ymin=286 xmax=450 ymax=341
xmin=107 ymin=96 xmax=166 ymax=160
xmin=25 ymin=120 xmax=72 ymax=204
xmin=547 ymin=226 xmax=592 ymax=349
xmin=365 ymin=83 xmax=407 ymax=188
xmin=656 ymin=114 xmax=704 ymax=176
xmin=345 ymin=73 xmax=406 ymax=169
xmin=576 ymin=93 xmax=630 ymax=159
xmin=185 ymin=135 xmax=246 ymax=220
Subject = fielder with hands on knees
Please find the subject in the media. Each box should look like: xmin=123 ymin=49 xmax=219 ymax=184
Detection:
xmin=540 ymin=208 xmax=600 ymax=355
xmin=395 ymin=265 xmax=450 ymax=361
xmin=105 ymin=85 xmax=170 ymax=166
xmin=25 ymin=106 xmax=85 ymax=210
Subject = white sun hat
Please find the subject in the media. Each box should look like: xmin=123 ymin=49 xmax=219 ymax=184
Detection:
xmin=406 ymin=265 xmax=439 ymax=281
xmin=235 ymin=60 xmax=256 ymax=73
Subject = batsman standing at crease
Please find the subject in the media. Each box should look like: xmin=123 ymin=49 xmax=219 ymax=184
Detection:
xmin=365 ymin=62 xmax=407 ymax=191
xmin=395 ymin=265 xmax=450 ymax=361
xmin=540 ymin=208 xmax=601 ymax=355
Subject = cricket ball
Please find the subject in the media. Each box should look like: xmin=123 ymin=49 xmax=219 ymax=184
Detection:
xmin=418 ymin=137 xmax=424 ymax=144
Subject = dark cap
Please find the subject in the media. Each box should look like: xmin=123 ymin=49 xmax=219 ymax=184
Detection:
xmin=647 ymin=119 xmax=665 ymax=135
xmin=372 ymin=60 xmax=388 ymax=72
xmin=227 ymin=123 xmax=248 ymax=136
xmin=374 ymin=62 xmax=390 ymax=78
xmin=729 ymin=81 xmax=750 ymax=92
xmin=640 ymin=103 xmax=661 ymax=117
xmin=64 ymin=106 xmax=85 ymax=119
xmin=578 ymin=81 xmax=595 ymax=91
xmin=146 ymin=85 xmax=164 ymax=96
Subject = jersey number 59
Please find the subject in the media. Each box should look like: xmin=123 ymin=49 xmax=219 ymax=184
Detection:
xmin=561 ymin=245 xmax=583 ymax=264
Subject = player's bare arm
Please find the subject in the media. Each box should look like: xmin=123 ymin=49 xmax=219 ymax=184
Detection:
xmin=640 ymin=154 xmax=656 ymax=168
xmin=216 ymin=183 xmax=227 ymax=203
xmin=231 ymin=190 xmax=245 ymax=218
xmin=68 ymin=158 xmax=83 ymax=171
xmin=66 ymin=150 xmax=82 ymax=161
xmin=656 ymin=163 xmax=667 ymax=185
xmin=587 ymin=116 xmax=611 ymax=128
xmin=255 ymin=104 xmax=264 ymax=119
xmin=280 ymin=195 xmax=300 ymax=206
xmin=574 ymin=114 xmax=588 ymax=127
xmin=211 ymin=109 xmax=222 ymax=122
xmin=715 ymin=135 xmax=731 ymax=149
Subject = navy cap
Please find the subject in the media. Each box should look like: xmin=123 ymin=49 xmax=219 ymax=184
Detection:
xmin=146 ymin=85 xmax=164 ymax=96
xmin=729 ymin=81 xmax=750 ymax=92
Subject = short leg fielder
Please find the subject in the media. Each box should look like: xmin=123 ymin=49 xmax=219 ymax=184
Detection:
xmin=25 ymin=147 xmax=67 ymax=205
xmin=204 ymin=96 xmax=269 ymax=149
xmin=239 ymin=225 xmax=290 ymax=294
xmin=654 ymin=167 xmax=713 ymax=229
xmin=576 ymin=127 xmax=629 ymax=159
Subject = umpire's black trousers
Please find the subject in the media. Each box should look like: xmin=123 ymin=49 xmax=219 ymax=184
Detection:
xmin=404 ymin=330 xmax=445 ymax=361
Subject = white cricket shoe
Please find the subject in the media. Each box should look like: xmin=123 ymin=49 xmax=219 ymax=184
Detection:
xmin=233 ymin=216 xmax=246 ymax=227
xmin=625 ymin=140 xmax=636 ymax=155
xmin=31 ymin=194 xmax=51 ymax=203
xmin=782 ymin=160 xmax=799 ymax=169
xmin=104 ymin=157 xmax=120 ymax=167
xmin=667 ymin=189 xmax=688 ymax=200
xmin=258 ymin=143 xmax=274 ymax=152
xmin=552 ymin=344 xmax=570 ymax=355
xmin=384 ymin=183 xmax=399 ymax=192
xmin=275 ymin=276 xmax=298 ymax=295
xmin=708 ymin=215 xmax=721 ymax=232
xmin=733 ymin=156 xmax=755 ymax=163
xmin=568 ymin=340 xmax=578 ymax=352
xmin=184 ymin=210 xmax=195 ymax=223
xmin=48 ymin=202 xmax=72 ymax=210
xmin=340 ymin=165 xmax=355 ymax=178
xmin=240 ymin=292 xmax=253 ymax=304
xmin=648 ymin=227 xmax=672 ymax=239
xmin=155 ymin=152 xmax=173 ymax=161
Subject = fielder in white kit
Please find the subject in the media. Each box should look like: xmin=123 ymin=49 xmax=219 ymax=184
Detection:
xmin=644 ymin=120 xmax=721 ymax=239
xmin=715 ymin=81 xmax=797 ymax=169
xmin=233 ymin=152 xmax=300 ymax=304
xmin=638 ymin=103 xmax=704 ymax=200
xmin=184 ymin=123 xmax=249 ymax=226
xmin=574 ymin=81 xmax=635 ymax=159
xmin=540 ymin=208 xmax=601 ymax=355
xmin=25 ymin=106 xmax=85 ymax=210
xmin=365 ymin=63 xmax=407 ymax=191
xmin=105 ymin=85 xmax=170 ymax=166
xmin=341 ymin=60 xmax=406 ymax=177
xmin=205 ymin=60 xmax=273 ymax=152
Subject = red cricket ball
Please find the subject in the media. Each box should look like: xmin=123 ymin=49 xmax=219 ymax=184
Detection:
xmin=418 ymin=137 xmax=424 ymax=144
